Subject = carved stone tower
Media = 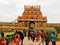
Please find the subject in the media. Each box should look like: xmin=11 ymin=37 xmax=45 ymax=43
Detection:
xmin=17 ymin=5 xmax=47 ymax=30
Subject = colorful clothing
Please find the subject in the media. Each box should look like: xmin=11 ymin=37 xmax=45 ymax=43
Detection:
xmin=14 ymin=34 xmax=20 ymax=45
xmin=36 ymin=33 xmax=40 ymax=41
xmin=51 ymin=33 xmax=56 ymax=45
xmin=1 ymin=40 xmax=6 ymax=45
xmin=41 ymin=32 xmax=46 ymax=38
xmin=51 ymin=34 xmax=56 ymax=42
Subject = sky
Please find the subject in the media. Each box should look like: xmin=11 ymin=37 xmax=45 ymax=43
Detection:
xmin=0 ymin=0 xmax=60 ymax=23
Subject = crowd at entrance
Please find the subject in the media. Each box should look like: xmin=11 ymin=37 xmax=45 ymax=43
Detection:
xmin=0 ymin=28 xmax=57 ymax=45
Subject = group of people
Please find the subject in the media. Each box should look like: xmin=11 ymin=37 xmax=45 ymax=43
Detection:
xmin=39 ymin=30 xmax=57 ymax=45
xmin=23 ymin=27 xmax=57 ymax=45
xmin=0 ymin=28 xmax=57 ymax=45
xmin=28 ymin=28 xmax=40 ymax=42
xmin=0 ymin=31 xmax=24 ymax=45
xmin=14 ymin=31 xmax=24 ymax=45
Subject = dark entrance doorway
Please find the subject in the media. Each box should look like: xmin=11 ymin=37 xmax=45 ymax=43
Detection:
xmin=29 ymin=21 xmax=35 ymax=29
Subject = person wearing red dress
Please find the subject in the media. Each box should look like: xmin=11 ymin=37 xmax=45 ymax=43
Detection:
xmin=14 ymin=33 xmax=20 ymax=45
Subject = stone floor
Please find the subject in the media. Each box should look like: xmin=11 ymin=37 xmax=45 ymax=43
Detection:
xmin=10 ymin=37 xmax=60 ymax=45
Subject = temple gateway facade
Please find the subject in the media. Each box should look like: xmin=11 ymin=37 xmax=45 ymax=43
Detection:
xmin=0 ymin=5 xmax=60 ymax=31
xmin=17 ymin=5 xmax=47 ymax=30
xmin=1 ymin=5 xmax=58 ymax=31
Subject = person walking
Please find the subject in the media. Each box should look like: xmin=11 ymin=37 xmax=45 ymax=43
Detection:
xmin=45 ymin=32 xmax=50 ymax=45
xmin=28 ymin=30 xmax=30 ymax=40
xmin=18 ymin=31 xmax=24 ymax=45
xmin=39 ymin=30 xmax=46 ymax=45
xmin=6 ymin=35 xmax=10 ymax=45
xmin=23 ymin=29 xmax=26 ymax=37
xmin=28 ymin=28 xmax=33 ymax=40
xmin=50 ymin=32 xmax=57 ymax=45
xmin=32 ymin=31 xmax=35 ymax=42
xmin=35 ymin=32 xmax=40 ymax=42
xmin=14 ymin=33 xmax=20 ymax=45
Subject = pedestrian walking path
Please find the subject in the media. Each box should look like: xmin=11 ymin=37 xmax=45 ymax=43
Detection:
xmin=10 ymin=37 xmax=60 ymax=45
xmin=23 ymin=37 xmax=40 ymax=45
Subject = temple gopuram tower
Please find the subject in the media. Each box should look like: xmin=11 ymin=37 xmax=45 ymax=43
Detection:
xmin=17 ymin=5 xmax=47 ymax=30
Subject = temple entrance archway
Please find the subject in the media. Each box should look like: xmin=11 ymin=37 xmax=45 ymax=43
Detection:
xmin=29 ymin=21 xmax=35 ymax=29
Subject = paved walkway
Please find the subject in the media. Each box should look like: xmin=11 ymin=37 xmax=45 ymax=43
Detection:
xmin=10 ymin=37 xmax=60 ymax=45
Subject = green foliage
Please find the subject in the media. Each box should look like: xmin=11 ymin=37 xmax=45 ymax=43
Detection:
xmin=45 ymin=28 xmax=58 ymax=36
xmin=57 ymin=34 xmax=60 ymax=40
xmin=54 ymin=26 xmax=60 ymax=33
xmin=45 ymin=28 xmax=60 ymax=40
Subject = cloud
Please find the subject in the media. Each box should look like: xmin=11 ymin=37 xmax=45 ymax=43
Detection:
xmin=0 ymin=0 xmax=60 ymax=23
xmin=0 ymin=0 xmax=17 ymax=22
xmin=0 ymin=0 xmax=8 ymax=5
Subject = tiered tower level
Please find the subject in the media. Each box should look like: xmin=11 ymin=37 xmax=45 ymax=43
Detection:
xmin=17 ymin=5 xmax=47 ymax=30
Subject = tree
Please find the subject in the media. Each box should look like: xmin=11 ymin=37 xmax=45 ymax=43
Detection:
xmin=45 ymin=28 xmax=57 ymax=36
xmin=54 ymin=26 xmax=60 ymax=33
